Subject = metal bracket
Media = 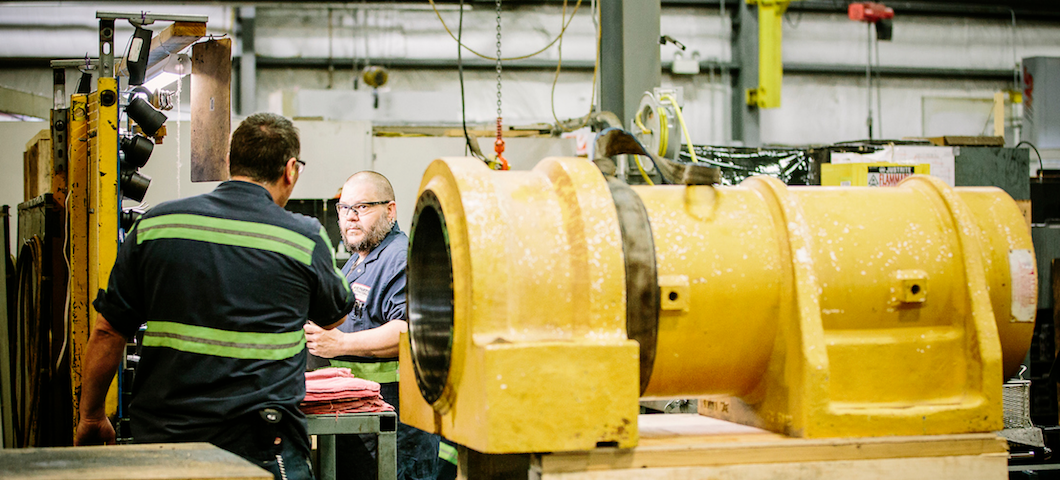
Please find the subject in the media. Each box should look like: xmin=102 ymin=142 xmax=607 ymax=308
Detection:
xmin=96 ymin=11 xmax=209 ymax=25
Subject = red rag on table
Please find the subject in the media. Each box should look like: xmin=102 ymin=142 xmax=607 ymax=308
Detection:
xmin=300 ymin=367 xmax=394 ymax=414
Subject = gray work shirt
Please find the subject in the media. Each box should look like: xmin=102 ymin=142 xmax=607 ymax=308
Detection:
xmin=329 ymin=223 xmax=407 ymax=365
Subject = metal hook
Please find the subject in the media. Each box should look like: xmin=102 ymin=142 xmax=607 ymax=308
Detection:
xmin=1019 ymin=364 xmax=1028 ymax=380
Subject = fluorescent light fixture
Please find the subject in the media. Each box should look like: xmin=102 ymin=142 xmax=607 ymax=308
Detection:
xmin=142 ymin=71 xmax=181 ymax=92
xmin=142 ymin=54 xmax=190 ymax=92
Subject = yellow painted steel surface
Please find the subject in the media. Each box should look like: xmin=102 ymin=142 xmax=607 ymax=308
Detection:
xmin=401 ymin=157 xmax=1035 ymax=453
xmin=67 ymin=94 xmax=90 ymax=437
xmin=747 ymin=0 xmax=793 ymax=109
xmin=402 ymin=157 xmax=639 ymax=454
xmin=87 ymin=78 xmax=120 ymax=418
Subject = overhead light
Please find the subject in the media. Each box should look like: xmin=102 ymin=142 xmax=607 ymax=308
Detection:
xmin=142 ymin=72 xmax=181 ymax=92
xmin=120 ymin=134 xmax=154 ymax=168
xmin=120 ymin=134 xmax=154 ymax=202
xmin=142 ymin=53 xmax=191 ymax=92
xmin=126 ymin=96 xmax=167 ymax=136
xmin=120 ymin=170 xmax=152 ymax=202
xmin=121 ymin=206 xmax=146 ymax=231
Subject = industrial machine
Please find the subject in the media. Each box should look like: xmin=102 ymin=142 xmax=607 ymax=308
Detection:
xmin=6 ymin=11 xmax=223 ymax=447
xmin=398 ymin=141 xmax=1035 ymax=455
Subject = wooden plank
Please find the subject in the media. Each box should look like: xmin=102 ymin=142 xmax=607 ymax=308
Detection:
xmin=0 ymin=442 xmax=271 ymax=480
xmin=536 ymin=454 xmax=1007 ymax=480
xmin=117 ymin=22 xmax=206 ymax=79
xmin=191 ymin=38 xmax=231 ymax=182
xmin=0 ymin=86 xmax=50 ymax=119
xmin=23 ymin=129 xmax=51 ymax=201
xmin=536 ymin=415 xmax=1008 ymax=474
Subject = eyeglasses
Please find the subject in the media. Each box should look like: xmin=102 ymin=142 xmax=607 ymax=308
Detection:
xmin=337 ymin=200 xmax=391 ymax=217
xmin=293 ymin=158 xmax=306 ymax=174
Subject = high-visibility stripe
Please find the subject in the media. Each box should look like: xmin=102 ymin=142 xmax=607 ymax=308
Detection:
xmin=136 ymin=214 xmax=316 ymax=265
xmin=320 ymin=226 xmax=350 ymax=295
xmin=328 ymin=360 xmax=400 ymax=384
xmin=142 ymin=321 xmax=306 ymax=360
xmin=438 ymin=441 xmax=458 ymax=465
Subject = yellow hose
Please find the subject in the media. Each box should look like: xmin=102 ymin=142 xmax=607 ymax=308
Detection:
xmin=633 ymin=108 xmax=651 ymax=134
xmin=657 ymin=107 xmax=669 ymax=158
xmin=660 ymin=94 xmax=698 ymax=163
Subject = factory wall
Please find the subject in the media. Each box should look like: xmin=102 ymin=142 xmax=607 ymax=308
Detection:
xmin=3 ymin=2 xmax=1060 ymax=253
xmin=0 ymin=118 xmax=575 ymax=255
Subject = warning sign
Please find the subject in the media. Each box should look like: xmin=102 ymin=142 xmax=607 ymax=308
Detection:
xmin=866 ymin=166 xmax=915 ymax=187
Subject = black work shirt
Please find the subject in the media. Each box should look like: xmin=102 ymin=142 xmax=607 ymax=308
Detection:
xmin=93 ymin=180 xmax=355 ymax=451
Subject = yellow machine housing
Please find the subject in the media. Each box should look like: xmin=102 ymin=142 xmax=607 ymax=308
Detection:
xmin=399 ymin=157 xmax=1035 ymax=454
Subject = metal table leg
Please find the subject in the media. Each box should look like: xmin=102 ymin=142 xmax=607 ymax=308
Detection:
xmin=319 ymin=434 xmax=336 ymax=480
xmin=377 ymin=429 xmax=396 ymax=480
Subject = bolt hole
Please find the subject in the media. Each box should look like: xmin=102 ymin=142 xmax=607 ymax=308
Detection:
xmin=910 ymin=284 xmax=921 ymax=295
xmin=668 ymin=291 xmax=678 ymax=302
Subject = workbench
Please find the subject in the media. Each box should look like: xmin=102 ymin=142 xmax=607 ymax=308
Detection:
xmin=459 ymin=414 xmax=1010 ymax=479
xmin=0 ymin=442 xmax=270 ymax=480
xmin=307 ymin=411 xmax=397 ymax=480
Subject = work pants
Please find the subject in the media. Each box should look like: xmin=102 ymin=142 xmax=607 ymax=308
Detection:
xmin=335 ymin=382 xmax=441 ymax=480
xmin=215 ymin=411 xmax=316 ymax=480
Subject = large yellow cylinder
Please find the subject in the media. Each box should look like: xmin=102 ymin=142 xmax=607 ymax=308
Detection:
xmin=641 ymin=179 xmax=1035 ymax=400
xmin=400 ymin=157 xmax=1036 ymax=453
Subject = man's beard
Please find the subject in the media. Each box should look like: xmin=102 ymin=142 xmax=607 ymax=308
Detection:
xmin=344 ymin=216 xmax=394 ymax=254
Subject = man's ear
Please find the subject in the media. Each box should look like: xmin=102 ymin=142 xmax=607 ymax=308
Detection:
xmin=285 ymin=157 xmax=299 ymax=185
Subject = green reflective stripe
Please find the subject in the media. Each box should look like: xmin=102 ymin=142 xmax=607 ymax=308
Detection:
xmin=142 ymin=321 xmax=306 ymax=360
xmin=438 ymin=442 xmax=458 ymax=465
xmin=328 ymin=360 xmax=400 ymax=383
xmin=137 ymin=214 xmax=315 ymax=265
xmin=319 ymin=226 xmax=350 ymax=294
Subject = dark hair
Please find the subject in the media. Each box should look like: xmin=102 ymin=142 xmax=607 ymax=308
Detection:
xmin=229 ymin=113 xmax=300 ymax=183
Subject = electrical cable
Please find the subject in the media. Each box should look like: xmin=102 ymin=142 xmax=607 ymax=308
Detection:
xmin=550 ymin=0 xmax=600 ymax=133
xmin=56 ymin=196 xmax=71 ymax=372
xmin=660 ymin=94 xmax=699 ymax=163
xmin=14 ymin=236 xmax=44 ymax=447
xmin=550 ymin=0 xmax=569 ymax=127
xmin=428 ymin=0 xmax=582 ymax=62
xmin=635 ymin=157 xmax=655 ymax=185
xmin=633 ymin=109 xmax=652 ymax=135
xmin=1015 ymin=140 xmax=1044 ymax=180
xmin=457 ymin=0 xmax=484 ymax=162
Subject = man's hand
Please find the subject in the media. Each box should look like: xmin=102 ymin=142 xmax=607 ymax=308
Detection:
xmin=305 ymin=322 xmax=347 ymax=358
xmin=74 ymin=415 xmax=116 ymax=446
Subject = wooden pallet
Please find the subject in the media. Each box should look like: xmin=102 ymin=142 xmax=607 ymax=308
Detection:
xmin=460 ymin=415 xmax=1009 ymax=480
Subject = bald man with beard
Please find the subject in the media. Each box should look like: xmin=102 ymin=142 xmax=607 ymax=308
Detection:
xmin=303 ymin=171 xmax=441 ymax=480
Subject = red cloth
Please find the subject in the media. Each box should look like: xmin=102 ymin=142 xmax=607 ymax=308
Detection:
xmin=301 ymin=367 xmax=394 ymax=414
xmin=300 ymin=397 xmax=394 ymax=414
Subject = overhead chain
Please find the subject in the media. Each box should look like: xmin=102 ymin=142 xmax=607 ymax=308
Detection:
xmin=494 ymin=0 xmax=508 ymax=170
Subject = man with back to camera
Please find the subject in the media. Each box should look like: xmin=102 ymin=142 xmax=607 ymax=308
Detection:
xmin=75 ymin=112 xmax=355 ymax=480
xmin=303 ymin=171 xmax=445 ymax=480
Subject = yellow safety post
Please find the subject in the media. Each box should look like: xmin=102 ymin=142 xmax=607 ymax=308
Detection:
xmin=747 ymin=0 xmax=794 ymax=109
xmin=67 ymin=93 xmax=90 ymax=438
xmin=87 ymin=77 xmax=120 ymax=418
xmin=400 ymin=157 xmax=1035 ymax=453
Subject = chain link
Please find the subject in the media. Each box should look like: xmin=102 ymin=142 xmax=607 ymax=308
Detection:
xmin=495 ymin=0 xmax=502 ymax=118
